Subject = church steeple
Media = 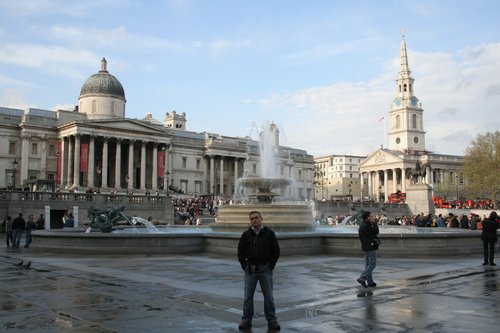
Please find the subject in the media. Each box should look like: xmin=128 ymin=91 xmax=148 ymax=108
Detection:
xmin=388 ymin=32 xmax=426 ymax=153
xmin=396 ymin=30 xmax=414 ymax=99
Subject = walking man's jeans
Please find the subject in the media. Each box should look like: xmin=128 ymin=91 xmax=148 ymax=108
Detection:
xmin=25 ymin=230 xmax=33 ymax=248
xmin=242 ymin=265 xmax=277 ymax=324
xmin=360 ymin=250 xmax=377 ymax=284
xmin=12 ymin=229 xmax=22 ymax=249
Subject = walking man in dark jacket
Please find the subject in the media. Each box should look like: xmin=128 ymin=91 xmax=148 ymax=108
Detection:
xmin=357 ymin=211 xmax=380 ymax=288
xmin=481 ymin=211 xmax=498 ymax=266
xmin=11 ymin=213 xmax=25 ymax=249
xmin=238 ymin=211 xmax=280 ymax=331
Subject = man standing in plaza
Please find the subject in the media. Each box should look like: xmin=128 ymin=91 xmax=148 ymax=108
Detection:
xmin=357 ymin=210 xmax=380 ymax=288
xmin=237 ymin=211 xmax=280 ymax=331
xmin=11 ymin=213 xmax=25 ymax=249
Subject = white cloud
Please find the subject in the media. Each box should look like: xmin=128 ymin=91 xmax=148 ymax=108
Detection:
xmin=251 ymin=43 xmax=500 ymax=157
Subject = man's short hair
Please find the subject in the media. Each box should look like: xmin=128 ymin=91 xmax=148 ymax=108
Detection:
xmin=248 ymin=211 xmax=262 ymax=217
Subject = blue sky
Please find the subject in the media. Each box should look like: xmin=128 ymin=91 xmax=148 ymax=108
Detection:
xmin=1 ymin=0 xmax=499 ymax=157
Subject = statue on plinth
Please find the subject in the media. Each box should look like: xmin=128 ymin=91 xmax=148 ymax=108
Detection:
xmin=408 ymin=161 xmax=431 ymax=184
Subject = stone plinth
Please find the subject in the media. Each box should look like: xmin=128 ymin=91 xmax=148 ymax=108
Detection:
xmin=405 ymin=184 xmax=435 ymax=215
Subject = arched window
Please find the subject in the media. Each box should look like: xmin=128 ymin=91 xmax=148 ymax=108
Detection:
xmin=412 ymin=114 xmax=417 ymax=129
xmin=403 ymin=84 xmax=407 ymax=92
xmin=409 ymin=84 xmax=412 ymax=93
xmin=396 ymin=115 xmax=401 ymax=129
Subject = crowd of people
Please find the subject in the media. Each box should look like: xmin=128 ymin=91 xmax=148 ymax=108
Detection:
xmin=319 ymin=211 xmax=492 ymax=230
xmin=3 ymin=213 xmax=44 ymax=249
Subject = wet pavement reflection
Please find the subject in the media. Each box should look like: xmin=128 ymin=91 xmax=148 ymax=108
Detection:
xmin=1 ymin=251 xmax=499 ymax=333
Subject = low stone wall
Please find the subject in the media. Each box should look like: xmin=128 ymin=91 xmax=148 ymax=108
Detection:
xmin=31 ymin=228 xmax=486 ymax=257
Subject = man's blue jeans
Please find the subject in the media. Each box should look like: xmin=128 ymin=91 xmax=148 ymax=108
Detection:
xmin=242 ymin=265 xmax=277 ymax=323
xmin=360 ymin=250 xmax=377 ymax=284
xmin=12 ymin=229 xmax=22 ymax=249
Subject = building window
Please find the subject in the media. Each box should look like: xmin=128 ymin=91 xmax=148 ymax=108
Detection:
xmin=412 ymin=114 xmax=417 ymax=129
xmin=196 ymin=159 xmax=201 ymax=170
xmin=253 ymin=164 xmax=257 ymax=174
xmin=396 ymin=115 xmax=401 ymax=129
xmin=9 ymin=142 xmax=16 ymax=155
xmin=47 ymin=173 xmax=55 ymax=180
xmin=49 ymin=144 xmax=55 ymax=156
xmin=31 ymin=143 xmax=38 ymax=156
xmin=28 ymin=170 xmax=38 ymax=180
xmin=182 ymin=157 xmax=187 ymax=168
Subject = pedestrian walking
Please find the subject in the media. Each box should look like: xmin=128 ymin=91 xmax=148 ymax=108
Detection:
xmin=237 ymin=211 xmax=281 ymax=331
xmin=11 ymin=213 xmax=25 ymax=249
xmin=4 ymin=215 xmax=13 ymax=247
xmin=357 ymin=211 xmax=380 ymax=288
xmin=24 ymin=215 xmax=37 ymax=248
xmin=481 ymin=211 xmax=498 ymax=266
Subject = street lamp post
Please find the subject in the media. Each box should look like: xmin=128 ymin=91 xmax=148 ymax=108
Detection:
xmin=348 ymin=182 xmax=352 ymax=201
xmin=12 ymin=159 xmax=18 ymax=189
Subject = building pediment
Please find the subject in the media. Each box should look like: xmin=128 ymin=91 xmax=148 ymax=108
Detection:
xmin=360 ymin=149 xmax=403 ymax=168
xmin=59 ymin=118 xmax=167 ymax=137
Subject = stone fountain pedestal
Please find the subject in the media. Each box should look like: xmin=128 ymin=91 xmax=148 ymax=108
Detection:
xmin=212 ymin=203 xmax=316 ymax=233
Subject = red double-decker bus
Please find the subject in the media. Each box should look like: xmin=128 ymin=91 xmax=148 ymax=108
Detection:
xmin=389 ymin=191 xmax=406 ymax=203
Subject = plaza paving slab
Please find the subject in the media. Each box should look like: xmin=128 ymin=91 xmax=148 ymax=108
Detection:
xmin=1 ymin=248 xmax=499 ymax=333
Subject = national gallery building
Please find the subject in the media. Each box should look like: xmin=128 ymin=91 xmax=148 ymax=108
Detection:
xmin=0 ymin=58 xmax=314 ymax=200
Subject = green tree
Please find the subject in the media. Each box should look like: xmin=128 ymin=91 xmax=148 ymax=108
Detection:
xmin=463 ymin=131 xmax=499 ymax=208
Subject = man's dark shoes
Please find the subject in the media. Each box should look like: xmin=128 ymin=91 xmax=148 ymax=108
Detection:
xmin=491 ymin=263 xmax=496 ymax=266
xmin=367 ymin=282 xmax=377 ymax=288
xmin=268 ymin=321 xmax=281 ymax=331
xmin=238 ymin=320 xmax=252 ymax=330
xmin=482 ymin=262 xmax=489 ymax=266
xmin=356 ymin=278 xmax=367 ymax=288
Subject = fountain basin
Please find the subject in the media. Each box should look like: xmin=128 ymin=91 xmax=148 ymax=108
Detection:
xmin=31 ymin=227 xmax=485 ymax=257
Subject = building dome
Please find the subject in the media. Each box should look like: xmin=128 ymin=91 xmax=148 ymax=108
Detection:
xmin=79 ymin=58 xmax=126 ymax=101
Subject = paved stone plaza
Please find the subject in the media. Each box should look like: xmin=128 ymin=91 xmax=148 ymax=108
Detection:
xmin=1 ymin=249 xmax=499 ymax=333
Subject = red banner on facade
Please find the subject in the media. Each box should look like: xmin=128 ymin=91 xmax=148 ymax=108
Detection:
xmin=158 ymin=150 xmax=165 ymax=176
xmin=80 ymin=143 xmax=89 ymax=172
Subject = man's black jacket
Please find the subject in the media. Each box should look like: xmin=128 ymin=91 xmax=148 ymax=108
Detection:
xmin=238 ymin=226 xmax=280 ymax=269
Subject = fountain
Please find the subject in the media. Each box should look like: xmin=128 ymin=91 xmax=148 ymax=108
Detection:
xmin=29 ymin=121 xmax=486 ymax=257
xmin=211 ymin=121 xmax=316 ymax=232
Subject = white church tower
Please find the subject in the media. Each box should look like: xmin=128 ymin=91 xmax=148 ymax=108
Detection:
xmin=388 ymin=32 xmax=426 ymax=153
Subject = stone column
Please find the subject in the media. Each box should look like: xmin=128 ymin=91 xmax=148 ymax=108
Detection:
xmin=40 ymin=136 xmax=47 ymax=179
xmin=219 ymin=157 xmax=224 ymax=195
xmin=128 ymin=140 xmax=134 ymax=190
xmin=383 ymin=169 xmax=388 ymax=202
xmin=203 ymin=156 xmax=208 ymax=193
xmin=163 ymin=146 xmax=169 ymax=190
xmin=20 ymin=134 xmax=30 ymax=186
xmin=392 ymin=168 xmax=398 ymax=194
xmin=59 ymin=138 xmax=67 ymax=188
xmin=115 ymin=140 xmax=122 ymax=189
xmin=140 ymin=141 xmax=146 ymax=190
xmin=234 ymin=158 xmax=239 ymax=194
xmin=402 ymin=168 xmax=406 ymax=193
xmin=210 ymin=156 xmax=215 ymax=195
xmin=152 ymin=143 xmax=158 ymax=191
xmin=88 ymin=136 xmax=95 ymax=187
xmin=73 ymin=134 xmax=81 ymax=187
xmin=67 ymin=137 xmax=73 ymax=187
xmin=102 ymin=138 xmax=108 ymax=188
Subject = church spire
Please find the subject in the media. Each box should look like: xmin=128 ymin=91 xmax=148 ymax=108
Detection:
xmin=399 ymin=29 xmax=411 ymax=77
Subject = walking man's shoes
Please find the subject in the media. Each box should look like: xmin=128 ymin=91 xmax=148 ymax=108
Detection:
xmin=238 ymin=320 xmax=251 ymax=330
xmin=356 ymin=278 xmax=367 ymax=288
xmin=367 ymin=282 xmax=377 ymax=288
xmin=268 ymin=321 xmax=281 ymax=330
